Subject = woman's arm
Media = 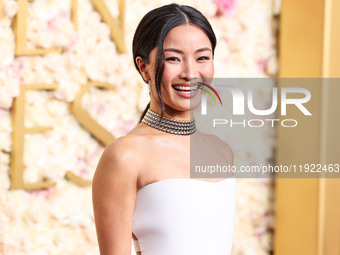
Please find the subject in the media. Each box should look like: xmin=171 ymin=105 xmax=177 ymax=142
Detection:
xmin=92 ymin=138 xmax=138 ymax=255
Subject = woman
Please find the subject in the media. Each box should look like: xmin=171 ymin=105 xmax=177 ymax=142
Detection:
xmin=92 ymin=3 xmax=237 ymax=255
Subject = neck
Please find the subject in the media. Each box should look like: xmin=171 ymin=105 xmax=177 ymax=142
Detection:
xmin=142 ymin=107 xmax=196 ymax=136
xmin=149 ymin=105 xmax=194 ymax=122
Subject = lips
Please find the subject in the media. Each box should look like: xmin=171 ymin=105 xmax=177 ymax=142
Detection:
xmin=171 ymin=83 xmax=201 ymax=99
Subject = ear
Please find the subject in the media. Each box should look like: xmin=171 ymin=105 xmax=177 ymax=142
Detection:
xmin=135 ymin=56 xmax=151 ymax=83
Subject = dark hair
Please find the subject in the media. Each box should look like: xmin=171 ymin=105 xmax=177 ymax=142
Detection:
xmin=132 ymin=3 xmax=217 ymax=123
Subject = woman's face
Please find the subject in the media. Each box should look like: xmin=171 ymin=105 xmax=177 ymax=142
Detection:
xmin=147 ymin=24 xmax=214 ymax=113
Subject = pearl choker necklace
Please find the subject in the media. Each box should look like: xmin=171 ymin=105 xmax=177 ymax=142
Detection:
xmin=141 ymin=109 xmax=196 ymax=135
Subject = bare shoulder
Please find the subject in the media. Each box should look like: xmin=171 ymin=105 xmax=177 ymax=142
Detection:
xmin=104 ymin=135 xmax=145 ymax=167
xmin=92 ymin=135 xmax=147 ymax=193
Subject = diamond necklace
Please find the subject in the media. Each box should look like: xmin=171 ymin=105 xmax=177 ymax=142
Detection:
xmin=141 ymin=108 xmax=196 ymax=135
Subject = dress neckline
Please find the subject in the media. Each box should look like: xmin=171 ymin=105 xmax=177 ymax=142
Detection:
xmin=137 ymin=177 xmax=235 ymax=194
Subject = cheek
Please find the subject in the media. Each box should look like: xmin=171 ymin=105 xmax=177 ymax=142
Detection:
xmin=201 ymin=63 xmax=214 ymax=77
xmin=161 ymin=66 xmax=177 ymax=87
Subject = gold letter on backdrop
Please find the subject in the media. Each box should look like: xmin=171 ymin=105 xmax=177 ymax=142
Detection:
xmin=12 ymin=0 xmax=62 ymax=56
xmin=9 ymin=0 xmax=126 ymax=189
xmin=66 ymin=81 xmax=116 ymax=187
xmin=11 ymin=84 xmax=59 ymax=190
xmin=71 ymin=81 xmax=116 ymax=146
xmin=89 ymin=0 xmax=126 ymax=53
xmin=71 ymin=0 xmax=78 ymax=31
xmin=70 ymin=0 xmax=126 ymax=52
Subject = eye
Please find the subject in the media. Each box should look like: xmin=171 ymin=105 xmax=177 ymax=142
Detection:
xmin=197 ymin=56 xmax=210 ymax=61
xmin=165 ymin=57 xmax=180 ymax=62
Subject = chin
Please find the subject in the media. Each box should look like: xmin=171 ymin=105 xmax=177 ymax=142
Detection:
xmin=172 ymin=100 xmax=202 ymax=112
xmin=163 ymin=91 xmax=204 ymax=112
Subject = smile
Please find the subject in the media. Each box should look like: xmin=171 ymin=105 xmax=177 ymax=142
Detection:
xmin=172 ymin=85 xmax=200 ymax=92
xmin=171 ymin=84 xmax=202 ymax=99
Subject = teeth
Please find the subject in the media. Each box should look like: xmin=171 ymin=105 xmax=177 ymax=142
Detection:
xmin=173 ymin=85 xmax=199 ymax=91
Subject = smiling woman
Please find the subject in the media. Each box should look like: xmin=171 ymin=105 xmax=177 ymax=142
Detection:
xmin=92 ymin=3 xmax=237 ymax=255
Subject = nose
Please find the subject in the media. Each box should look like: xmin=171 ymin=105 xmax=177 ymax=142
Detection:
xmin=179 ymin=60 xmax=198 ymax=81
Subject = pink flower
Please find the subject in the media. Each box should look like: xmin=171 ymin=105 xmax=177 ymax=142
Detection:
xmin=0 ymin=108 xmax=7 ymax=118
xmin=28 ymin=187 xmax=54 ymax=199
xmin=257 ymin=58 xmax=267 ymax=73
xmin=214 ymin=0 xmax=238 ymax=16
xmin=123 ymin=119 xmax=136 ymax=134
xmin=97 ymin=102 xmax=107 ymax=114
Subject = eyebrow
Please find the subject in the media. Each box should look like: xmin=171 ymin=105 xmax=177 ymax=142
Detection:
xmin=164 ymin=47 xmax=212 ymax=54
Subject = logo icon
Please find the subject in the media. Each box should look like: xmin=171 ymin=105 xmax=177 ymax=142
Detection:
xmin=197 ymin=82 xmax=223 ymax=106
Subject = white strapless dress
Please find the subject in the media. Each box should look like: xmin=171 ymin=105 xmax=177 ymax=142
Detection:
xmin=132 ymin=176 xmax=237 ymax=255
